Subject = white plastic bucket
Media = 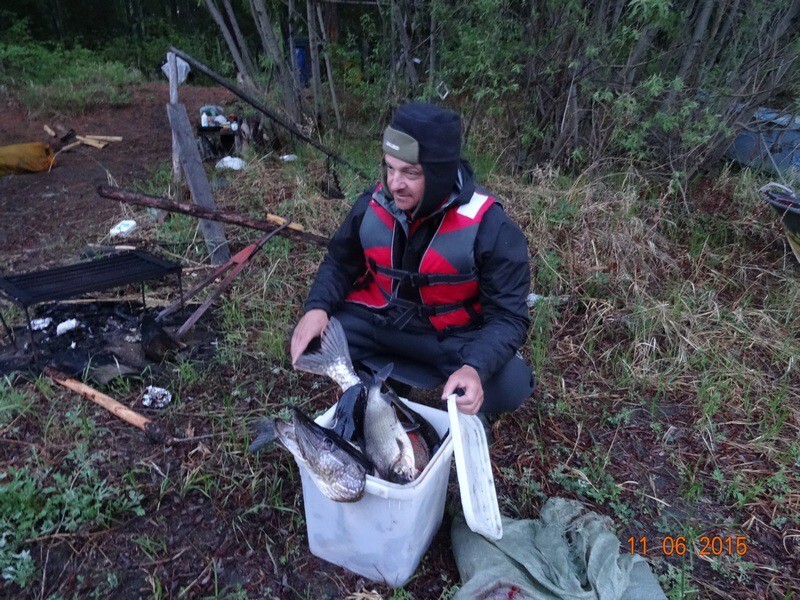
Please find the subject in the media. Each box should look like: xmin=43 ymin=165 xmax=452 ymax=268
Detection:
xmin=297 ymin=399 xmax=453 ymax=587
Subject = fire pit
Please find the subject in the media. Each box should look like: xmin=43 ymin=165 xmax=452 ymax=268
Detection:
xmin=0 ymin=250 xmax=183 ymax=348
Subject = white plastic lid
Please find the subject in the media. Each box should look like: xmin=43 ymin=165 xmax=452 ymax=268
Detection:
xmin=447 ymin=395 xmax=503 ymax=540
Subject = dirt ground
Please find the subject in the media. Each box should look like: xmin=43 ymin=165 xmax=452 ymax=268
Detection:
xmin=0 ymin=83 xmax=236 ymax=272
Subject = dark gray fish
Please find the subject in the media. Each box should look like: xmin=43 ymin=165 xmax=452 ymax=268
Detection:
xmin=250 ymin=408 xmax=369 ymax=503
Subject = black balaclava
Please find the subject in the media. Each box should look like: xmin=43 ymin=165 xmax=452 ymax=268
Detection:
xmin=382 ymin=102 xmax=461 ymax=221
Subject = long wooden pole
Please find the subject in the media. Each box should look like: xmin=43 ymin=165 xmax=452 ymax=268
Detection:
xmin=167 ymin=51 xmax=182 ymax=187
xmin=97 ymin=185 xmax=329 ymax=247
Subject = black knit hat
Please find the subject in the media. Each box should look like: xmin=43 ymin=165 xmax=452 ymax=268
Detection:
xmin=384 ymin=102 xmax=461 ymax=164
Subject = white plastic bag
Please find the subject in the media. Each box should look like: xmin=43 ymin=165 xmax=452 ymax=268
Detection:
xmin=215 ymin=157 xmax=247 ymax=170
xmin=160 ymin=56 xmax=191 ymax=84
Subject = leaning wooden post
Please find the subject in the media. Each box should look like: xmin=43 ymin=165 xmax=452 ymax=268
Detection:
xmin=167 ymin=52 xmax=182 ymax=186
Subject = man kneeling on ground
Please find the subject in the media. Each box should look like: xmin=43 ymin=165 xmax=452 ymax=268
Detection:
xmin=291 ymin=102 xmax=535 ymax=415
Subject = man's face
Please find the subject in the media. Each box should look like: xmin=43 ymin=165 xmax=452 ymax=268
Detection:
xmin=384 ymin=153 xmax=425 ymax=212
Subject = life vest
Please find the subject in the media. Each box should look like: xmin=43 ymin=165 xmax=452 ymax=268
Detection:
xmin=346 ymin=186 xmax=495 ymax=331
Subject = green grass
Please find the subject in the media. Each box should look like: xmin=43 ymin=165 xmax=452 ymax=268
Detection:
xmin=1 ymin=41 xmax=143 ymax=116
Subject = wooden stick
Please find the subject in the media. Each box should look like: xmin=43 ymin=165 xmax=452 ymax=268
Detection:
xmin=61 ymin=141 xmax=82 ymax=152
xmin=97 ymin=185 xmax=328 ymax=247
xmin=44 ymin=124 xmax=56 ymax=137
xmin=47 ymin=369 xmax=167 ymax=443
xmin=85 ymin=135 xmax=123 ymax=142
xmin=76 ymin=135 xmax=108 ymax=149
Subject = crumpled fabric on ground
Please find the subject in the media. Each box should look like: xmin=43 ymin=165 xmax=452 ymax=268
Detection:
xmin=0 ymin=142 xmax=54 ymax=175
xmin=451 ymin=497 xmax=666 ymax=600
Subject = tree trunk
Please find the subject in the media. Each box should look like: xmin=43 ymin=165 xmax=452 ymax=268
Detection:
xmin=617 ymin=25 xmax=660 ymax=89
xmin=700 ymin=0 xmax=741 ymax=80
xmin=222 ymin=0 xmax=258 ymax=78
xmin=287 ymin=0 xmax=302 ymax=99
xmin=610 ymin=0 xmax=626 ymax=31
xmin=386 ymin=0 xmax=397 ymax=96
xmin=428 ymin=4 xmax=436 ymax=97
xmin=317 ymin=3 xmax=342 ymax=130
xmin=306 ymin=0 xmax=323 ymax=125
xmin=203 ymin=0 xmax=258 ymax=93
xmin=249 ymin=0 xmax=302 ymax=122
xmin=393 ymin=0 xmax=419 ymax=89
xmin=664 ymin=0 xmax=715 ymax=107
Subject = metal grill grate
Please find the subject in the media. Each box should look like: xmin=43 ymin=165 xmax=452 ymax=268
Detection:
xmin=0 ymin=251 xmax=181 ymax=308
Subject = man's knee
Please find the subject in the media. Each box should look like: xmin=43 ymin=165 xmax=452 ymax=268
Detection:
xmin=481 ymin=355 xmax=536 ymax=414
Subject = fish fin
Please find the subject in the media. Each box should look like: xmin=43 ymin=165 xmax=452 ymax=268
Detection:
xmin=331 ymin=383 xmax=364 ymax=441
xmin=248 ymin=419 xmax=278 ymax=453
xmin=391 ymin=395 xmax=415 ymax=421
xmin=294 ymin=316 xmax=354 ymax=378
xmin=375 ymin=362 xmax=394 ymax=382
xmin=402 ymin=422 xmax=421 ymax=433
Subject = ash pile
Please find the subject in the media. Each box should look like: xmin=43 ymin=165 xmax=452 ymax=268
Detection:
xmin=0 ymin=302 xmax=216 ymax=384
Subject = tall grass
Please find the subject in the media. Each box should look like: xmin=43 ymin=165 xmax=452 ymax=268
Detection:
xmin=0 ymin=41 xmax=142 ymax=115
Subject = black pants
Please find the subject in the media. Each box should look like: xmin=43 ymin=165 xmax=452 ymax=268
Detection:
xmin=333 ymin=306 xmax=536 ymax=414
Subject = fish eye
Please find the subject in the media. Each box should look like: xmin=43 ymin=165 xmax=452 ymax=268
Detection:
xmin=323 ymin=438 xmax=334 ymax=450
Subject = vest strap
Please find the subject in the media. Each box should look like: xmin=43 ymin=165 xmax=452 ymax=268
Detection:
xmin=377 ymin=286 xmax=481 ymax=329
xmin=368 ymin=258 xmax=478 ymax=287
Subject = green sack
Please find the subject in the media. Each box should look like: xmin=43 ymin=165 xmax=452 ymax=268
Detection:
xmin=451 ymin=497 xmax=666 ymax=600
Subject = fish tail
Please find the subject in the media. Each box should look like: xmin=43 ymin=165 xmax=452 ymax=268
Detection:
xmin=248 ymin=419 xmax=278 ymax=453
xmin=294 ymin=316 xmax=354 ymax=375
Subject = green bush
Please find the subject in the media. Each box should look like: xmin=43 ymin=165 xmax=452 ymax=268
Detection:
xmin=0 ymin=41 xmax=142 ymax=114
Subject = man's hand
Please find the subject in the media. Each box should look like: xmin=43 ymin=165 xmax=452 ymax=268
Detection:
xmin=290 ymin=309 xmax=329 ymax=365
xmin=442 ymin=365 xmax=484 ymax=415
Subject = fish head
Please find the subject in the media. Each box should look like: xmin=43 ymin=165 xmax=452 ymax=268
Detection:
xmin=273 ymin=418 xmax=301 ymax=459
xmin=387 ymin=457 xmax=416 ymax=484
xmin=291 ymin=408 xmax=367 ymax=502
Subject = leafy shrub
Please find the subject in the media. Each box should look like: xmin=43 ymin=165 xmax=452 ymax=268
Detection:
xmin=0 ymin=446 xmax=144 ymax=588
xmin=0 ymin=41 xmax=142 ymax=115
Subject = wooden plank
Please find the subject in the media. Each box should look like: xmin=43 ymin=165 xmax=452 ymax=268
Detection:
xmin=167 ymin=52 xmax=182 ymax=188
xmin=85 ymin=135 xmax=123 ymax=142
xmin=76 ymin=135 xmax=107 ymax=149
xmin=98 ymin=185 xmax=327 ymax=246
xmin=166 ymin=102 xmax=230 ymax=265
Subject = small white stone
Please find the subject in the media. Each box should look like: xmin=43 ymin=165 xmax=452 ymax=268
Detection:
xmin=142 ymin=386 xmax=172 ymax=409
xmin=56 ymin=319 xmax=79 ymax=335
xmin=31 ymin=318 xmax=52 ymax=331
